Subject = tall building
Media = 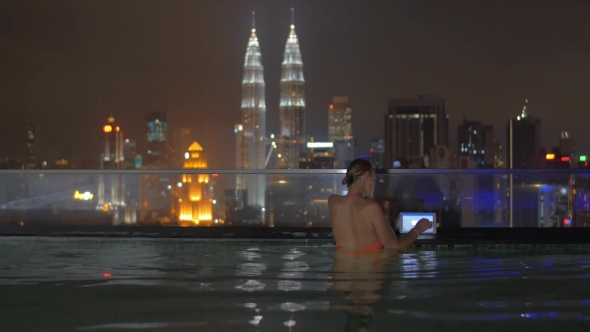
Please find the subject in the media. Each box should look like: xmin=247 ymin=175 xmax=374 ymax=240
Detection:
xmin=385 ymin=95 xmax=449 ymax=168
xmin=173 ymin=141 xmax=213 ymax=226
xmin=506 ymin=99 xmax=540 ymax=169
xmin=334 ymin=140 xmax=356 ymax=169
xmin=25 ymin=124 xmax=41 ymax=169
xmin=98 ymin=116 xmax=125 ymax=209
xmin=146 ymin=112 xmax=168 ymax=167
xmin=277 ymin=8 xmax=306 ymax=169
xmin=457 ymin=119 xmax=495 ymax=168
xmin=123 ymin=138 xmax=139 ymax=170
xmin=560 ymin=131 xmax=575 ymax=159
xmin=99 ymin=117 xmax=124 ymax=170
xmin=328 ymin=97 xmax=353 ymax=142
xmin=370 ymin=139 xmax=385 ymax=169
xmin=172 ymin=128 xmax=196 ymax=169
xmin=236 ymin=12 xmax=267 ymax=208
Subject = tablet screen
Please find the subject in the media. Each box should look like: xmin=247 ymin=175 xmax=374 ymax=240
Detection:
xmin=399 ymin=213 xmax=436 ymax=234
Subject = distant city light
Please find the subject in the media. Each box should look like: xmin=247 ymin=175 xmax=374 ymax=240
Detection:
xmin=307 ymin=142 xmax=333 ymax=148
xmin=546 ymin=154 xmax=555 ymax=160
xmin=103 ymin=125 xmax=112 ymax=133
xmin=561 ymin=156 xmax=570 ymax=162
xmin=184 ymin=152 xmax=189 ymax=159
xmin=177 ymin=182 xmax=182 ymax=187
xmin=270 ymin=134 xmax=275 ymax=139
xmin=212 ymin=200 xmax=217 ymax=204
xmin=329 ymin=104 xmax=333 ymax=109
xmin=580 ymin=155 xmax=587 ymax=162
xmin=73 ymin=191 xmax=93 ymax=201
xmin=115 ymin=126 xmax=120 ymax=132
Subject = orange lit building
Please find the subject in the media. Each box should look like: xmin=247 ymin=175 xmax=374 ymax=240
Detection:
xmin=175 ymin=141 xmax=213 ymax=226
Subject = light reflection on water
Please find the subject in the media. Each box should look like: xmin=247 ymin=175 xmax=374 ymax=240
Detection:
xmin=1 ymin=239 xmax=590 ymax=331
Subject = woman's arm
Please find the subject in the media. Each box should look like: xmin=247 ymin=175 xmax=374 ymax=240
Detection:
xmin=365 ymin=203 xmax=422 ymax=250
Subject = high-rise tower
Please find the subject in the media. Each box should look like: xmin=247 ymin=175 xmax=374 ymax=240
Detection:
xmin=236 ymin=11 xmax=267 ymax=208
xmin=277 ymin=8 xmax=306 ymax=169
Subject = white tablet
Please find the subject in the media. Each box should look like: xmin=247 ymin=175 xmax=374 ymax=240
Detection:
xmin=398 ymin=212 xmax=437 ymax=235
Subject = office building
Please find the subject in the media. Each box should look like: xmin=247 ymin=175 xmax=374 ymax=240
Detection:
xmin=334 ymin=140 xmax=356 ymax=169
xmin=123 ymin=138 xmax=138 ymax=170
xmin=328 ymin=97 xmax=353 ymax=142
xmin=560 ymin=131 xmax=575 ymax=159
xmin=277 ymin=8 xmax=306 ymax=169
xmin=370 ymin=139 xmax=385 ymax=169
xmin=506 ymin=100 xmax=540 ymax=169
xmin=385 ymin=95 xmax=449 ymax=168
xmin=146 ymin=112 xmax=168 ymax=167
xmin=25 ymin=124 xmax=41 ymax=169
xmin=98 ymin=116 xmax=125 ymax=209
xmin=457 ymin=119 xmax=495 ymax=168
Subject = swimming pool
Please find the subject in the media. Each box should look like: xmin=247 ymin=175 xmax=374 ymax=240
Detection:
xmin=1 ymin=238 xmax=589 ymax=331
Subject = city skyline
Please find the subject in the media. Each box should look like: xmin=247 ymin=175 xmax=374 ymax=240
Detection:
xmin=1 ymin=0 xmax=589 ymax=168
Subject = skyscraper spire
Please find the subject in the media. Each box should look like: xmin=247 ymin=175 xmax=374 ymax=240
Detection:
xmin=277 ymin=8 xmax=306 ymax=169
xmin=236 ymin=11 xmax=267 ymax=207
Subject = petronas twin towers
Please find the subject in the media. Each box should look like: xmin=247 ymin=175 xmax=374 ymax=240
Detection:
xmin=235 ymin=9 xmax=306 ymax=207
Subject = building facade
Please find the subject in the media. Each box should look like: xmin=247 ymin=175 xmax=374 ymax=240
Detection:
xmin=457 ymin=119 xmax=495 ymax=168
xmin=506 ymin=100 xmax=540 ymax=169
xmin=146 ymin=112 xmax=168 ymax=167
xmin=385 ymin=95 xmax=449 ymax=168
xmin=236 ymin=12 xmax=267 ymax=208
xmin=277 ymin=8 xmax=306 ymax=169
xmin=328 ymin=96 xmax=353 ymax=142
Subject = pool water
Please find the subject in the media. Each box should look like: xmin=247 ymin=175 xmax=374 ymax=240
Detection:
xmin=1 ymin=239 xmax=590 ymax=331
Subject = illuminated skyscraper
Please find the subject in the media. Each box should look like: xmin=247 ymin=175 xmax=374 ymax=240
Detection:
xmin=25 ymin=124 xmax=41 ymax=169
xmin=98 ymin=116 xmax=125 ymax=209
xmin=277 ymin=8 xmax=306 ymax=169
xmin=146 ymin=112 xmax=168 ymax=167
xmin=506 ymin=99 xmax=540 ymax=169
xmin=457 ymin=119 xmax=495 ymax=168
xmin=328 ymin=97 xmax=353 ymax=142
xmin=175 ymin=141 xmax=213 ymax=226
xmin=236 ymin=12 xmax=267 ymax=208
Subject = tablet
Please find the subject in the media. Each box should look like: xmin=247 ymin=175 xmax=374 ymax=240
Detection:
xmin=398 ymin=212 xmax=437 ymax=235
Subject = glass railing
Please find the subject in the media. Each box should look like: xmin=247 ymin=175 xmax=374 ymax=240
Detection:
xmin=0 ymin=169 xmax=588 ymax=228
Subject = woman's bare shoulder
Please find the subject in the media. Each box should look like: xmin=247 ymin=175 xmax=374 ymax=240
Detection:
xmin=328 ymin=194 xmax=343 ymax=204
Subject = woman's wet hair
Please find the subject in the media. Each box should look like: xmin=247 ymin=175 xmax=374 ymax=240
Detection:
xmin=342 ymin=159 xmax=374 ymax=187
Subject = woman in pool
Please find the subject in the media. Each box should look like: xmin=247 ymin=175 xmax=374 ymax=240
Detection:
xmin=328 ymin=159 xmax=432 ymax=250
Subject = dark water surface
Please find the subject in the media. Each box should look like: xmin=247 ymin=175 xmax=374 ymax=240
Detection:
xmin=1 ymin=238 xmax=590 ymax=331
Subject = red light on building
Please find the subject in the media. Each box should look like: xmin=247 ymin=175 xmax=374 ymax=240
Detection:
xmin=564 ymin=218 xmax=571 ymax=226
xmin=370 ymin=148 xmax=374 ymax=153
xmin=546 ymin=154 xmax=555 ymax=160
xmin=561 ymin=156 xmax=570 ymax=162
xmin=212 ymin=174 xmax=219 ymax=177
xmin=329 ymin=105 xmax=333 ymax=109
xmin=585 ymin=162 xmax=588 ymax=167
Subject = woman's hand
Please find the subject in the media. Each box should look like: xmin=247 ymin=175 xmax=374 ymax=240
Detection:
xmin=414 ymin=218 xmax=433 ymax=233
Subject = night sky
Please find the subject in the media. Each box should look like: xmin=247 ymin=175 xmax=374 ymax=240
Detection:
xmin=1 ymin=0 xmax=589 ymax=168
